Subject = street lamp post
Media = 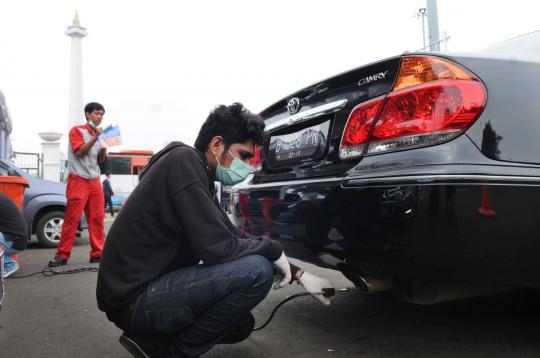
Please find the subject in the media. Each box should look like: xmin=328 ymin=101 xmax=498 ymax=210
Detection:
xmin=416 ymin=8 xmax=427 ymax=49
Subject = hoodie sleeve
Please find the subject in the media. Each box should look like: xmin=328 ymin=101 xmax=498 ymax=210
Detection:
xmin=0 ymin=193 xmax=28 ymax=251
xmin=168 ymin=149 xmax=283 ymax=264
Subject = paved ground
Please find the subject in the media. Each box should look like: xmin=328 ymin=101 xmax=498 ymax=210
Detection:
xmin=1 ymin=217 xmax=540 ymax=357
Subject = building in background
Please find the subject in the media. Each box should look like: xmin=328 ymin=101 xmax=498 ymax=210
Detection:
xmin=98 ymin=150 xmax=154 ymax=206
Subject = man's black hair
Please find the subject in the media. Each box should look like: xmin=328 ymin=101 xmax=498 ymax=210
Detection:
xmin=84 ymin=102 xmax=105 ymax=116
xmin=106 ymin=172 xmax=112 ymax=176
xmin=194 ymin=103 xmax=265 ymax=152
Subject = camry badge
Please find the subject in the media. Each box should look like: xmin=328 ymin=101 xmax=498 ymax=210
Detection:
xmin=287 ymin=97 xmax=301 ymax=115
xmin=358 ymin=70 xmax=389 ymax=86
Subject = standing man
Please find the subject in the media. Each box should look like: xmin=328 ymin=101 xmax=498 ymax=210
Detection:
xmin=102 ymin=172 xmax=115 ymax=217
xmin=97 ymin=103 xmax=334 ymax=358
xmin=48 ymin=102 xmax=107 ymax=267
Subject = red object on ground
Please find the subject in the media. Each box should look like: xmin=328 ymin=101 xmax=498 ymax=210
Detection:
xmin=478 ymin=185 xmax=497 ymax=218
xmin=0 ymin=176 xmax=28 ymax=263
xmin=56 ymin=174 xmax=105 ymax=260
xmin=0 ymin=176 xmax=29 ymax=210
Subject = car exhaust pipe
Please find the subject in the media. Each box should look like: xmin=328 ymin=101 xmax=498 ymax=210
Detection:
xmin=339 ymin=268 xmax=393 ymax=292
xmin=357 ymin=275 xmax=393 ymax=292
xmin=319 ymin=253 xmax=393 ymax=292
xmin=338 ymin=261 xmax=514 ymax=303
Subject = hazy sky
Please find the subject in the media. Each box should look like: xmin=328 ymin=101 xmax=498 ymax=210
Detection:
xmin=1 ymin=0 xmax=539 ymax=154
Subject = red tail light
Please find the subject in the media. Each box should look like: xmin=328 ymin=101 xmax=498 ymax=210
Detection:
xmin=339 ymin=99 xmax=385 ymax=159
xmin=340 ymin=56 xmax=486 ymax=159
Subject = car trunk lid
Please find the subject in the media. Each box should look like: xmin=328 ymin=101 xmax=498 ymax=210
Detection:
xmin=255 ymin=56 xmax=401 ymax=183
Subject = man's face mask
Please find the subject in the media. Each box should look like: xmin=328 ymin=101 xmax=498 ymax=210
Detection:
xmin=215 ymin=150 xmax=252 ymax=185
xmin=88 ymin=120 xmax=98 ymax=129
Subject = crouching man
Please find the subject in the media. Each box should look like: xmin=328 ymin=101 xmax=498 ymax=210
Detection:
xmin=96 ymin=103 xmax=334 ymax=358
xmin=0 ymin=192 xmax=28 ymax=278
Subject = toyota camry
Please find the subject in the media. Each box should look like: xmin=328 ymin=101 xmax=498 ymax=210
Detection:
xmin=230 ymin=31 xmax=540 ymax=304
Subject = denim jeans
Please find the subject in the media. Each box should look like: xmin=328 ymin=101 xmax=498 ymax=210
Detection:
xmin=0 ymin=232 xmax=18 ymax=274
xmin=130 ymin=255 xmax=273 ymax=358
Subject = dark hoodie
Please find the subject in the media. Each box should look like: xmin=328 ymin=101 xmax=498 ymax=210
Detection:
xmin=0 ymin=192 xmax=27 ymax=251
xmin=96 ymin=142 xmax=283 ymax=314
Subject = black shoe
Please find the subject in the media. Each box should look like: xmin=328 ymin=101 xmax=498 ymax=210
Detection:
xmin=218 ymin=313 xmax=255 ymax=344
xmin=89 ymin=256 xmax=101 ymax=264
xmin=119 ymin=333 xmax=169 ymax=358
xmin=48 ymin=256 xmax=67 ymax=267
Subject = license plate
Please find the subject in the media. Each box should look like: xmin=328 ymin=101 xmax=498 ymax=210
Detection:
xmin=268 ymin=121 xmax=330 ymax=165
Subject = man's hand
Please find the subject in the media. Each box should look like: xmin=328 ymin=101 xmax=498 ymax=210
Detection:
xmin=272 ymin=252 xmax=291 ymax=289
xmin=298 ymin=271 xmax=334 ymax=306
xmin=74 ymin=127 xmax=104 ymax=157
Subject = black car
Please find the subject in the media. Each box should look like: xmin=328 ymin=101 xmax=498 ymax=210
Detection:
xmin=230 ymin=31 xmax=540 ymax=304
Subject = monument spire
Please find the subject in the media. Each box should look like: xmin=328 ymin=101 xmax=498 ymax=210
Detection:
xmin=73 ymin=10 xmax=81 ymax=26
xmin=65 ymin=11 xmax=87 ymax=131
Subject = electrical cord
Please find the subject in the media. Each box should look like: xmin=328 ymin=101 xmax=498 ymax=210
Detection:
xmin=8 ymin=266 xmax=99 ymax=279
xmin=253 ymin=287 xmax=357 ymax=331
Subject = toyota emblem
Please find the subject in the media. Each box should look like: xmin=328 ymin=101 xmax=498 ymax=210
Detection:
xmin=287 ymin=98 xmax=301 ymax=115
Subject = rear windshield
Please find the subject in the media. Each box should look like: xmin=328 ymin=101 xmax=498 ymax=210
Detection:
xmin=484 ymin=30 xmax=540 ymax=59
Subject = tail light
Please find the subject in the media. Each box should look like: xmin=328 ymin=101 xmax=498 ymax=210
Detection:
xmin=339 ymin=99 xmax=385 ymax=159
xmin=340 ymin=56 xmax=487 ymax=159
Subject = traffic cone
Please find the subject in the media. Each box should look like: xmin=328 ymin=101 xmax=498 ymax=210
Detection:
xmin=478 ymin=185 xmax=497 ymax=218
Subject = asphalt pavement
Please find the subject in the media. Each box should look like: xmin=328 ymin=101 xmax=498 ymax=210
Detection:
xmin=1 ymin=216 xmax=539 ymax=357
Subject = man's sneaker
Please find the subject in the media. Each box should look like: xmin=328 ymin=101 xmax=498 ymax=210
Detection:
xmin=218 ymin=312 xmax=255 ymax=344
xmin=89 ymin=256 xmax=101 ymax=264
xmin=3 ymin=259 xmax=19 ymax=278
xmin=48 ymin=256 xmax=67 ymax=267
xmin=119 ymin=333 xmax=169 ymax=358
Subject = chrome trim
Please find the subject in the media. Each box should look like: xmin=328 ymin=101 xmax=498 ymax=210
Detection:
xmin=232 ymin=176 xmax=344 ymax=191
xmin=342 ymin=174 xmax=540 ymax=188
xmin=265 ymin=99 xmax=348 ymax=132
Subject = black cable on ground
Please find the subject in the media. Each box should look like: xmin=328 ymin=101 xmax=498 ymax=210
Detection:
xmin=253 ymin=287 xmax=358 ymax=331
xmin=8 ymin=266 xmax=99 ymax=279
xmin=253 ymin=292 xmax=313 ymax=331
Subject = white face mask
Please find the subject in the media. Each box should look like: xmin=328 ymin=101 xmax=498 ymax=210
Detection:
xmin=88 ymin=120 xmax=98 ymax=129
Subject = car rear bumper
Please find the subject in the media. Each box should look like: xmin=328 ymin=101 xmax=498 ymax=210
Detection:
xmin=231 ymin=164 xmax=540 ymax=289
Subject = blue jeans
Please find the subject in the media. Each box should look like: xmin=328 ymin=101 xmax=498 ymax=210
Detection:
xmin=130 ymin=255 xmax=273 ymax=357
xmin=0 ymin=232 xmax=18 ymax=274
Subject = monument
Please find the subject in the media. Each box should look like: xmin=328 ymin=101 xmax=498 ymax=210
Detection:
xmin=65 ymin=11 xmax=87 ymax=130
